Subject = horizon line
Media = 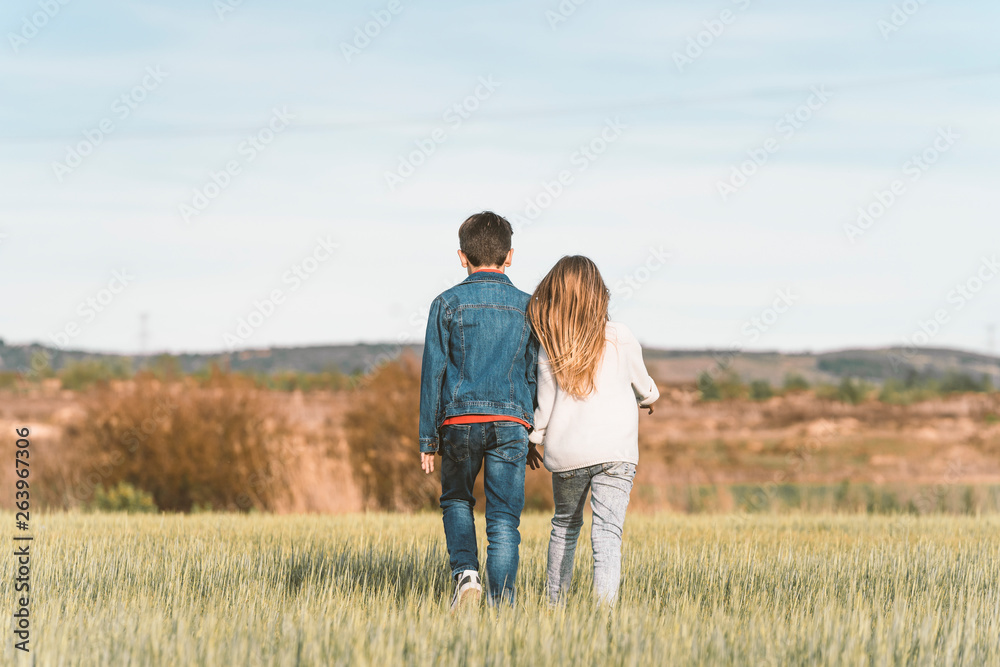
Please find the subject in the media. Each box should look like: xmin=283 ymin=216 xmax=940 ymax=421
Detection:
xmin=2 ymin=338 xmax=998 ymax=363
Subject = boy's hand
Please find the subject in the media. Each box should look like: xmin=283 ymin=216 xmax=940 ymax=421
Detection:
xmin=421 ymin=452 xmax=436 ymax=474
xmin=527 ymin=444 xmax=543 ymax=470
xmin=642 ymin=404 xmax=655 ymax=415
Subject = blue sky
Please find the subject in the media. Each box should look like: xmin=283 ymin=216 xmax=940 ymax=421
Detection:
xmin=1 ymin=0 xmax=998 ymax=356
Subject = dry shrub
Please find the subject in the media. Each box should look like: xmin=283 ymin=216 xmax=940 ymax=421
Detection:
xmin=344 ymin=354 xmax=438 ymax=511
xmin=61 ymin=371 xmax=290 ymax=512
xmin=345 ymin=354 xmax=553 ymax=512
xmin=523 ymin=469 xmax=553 ymax=511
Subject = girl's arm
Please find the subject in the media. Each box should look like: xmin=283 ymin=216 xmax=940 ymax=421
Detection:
xmin=529 ymin=347 xmax=556 ymax=445
xmin=624 ymin=328 xmax=659 ymax=408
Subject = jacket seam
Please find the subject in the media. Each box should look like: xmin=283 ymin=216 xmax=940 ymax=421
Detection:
xmin=452 ymin=304 xmax=526 ymax=314
xmin=454 ymin=309 xmax=465 ymax=400
xmin=433 ymin=297 xmax=453 ymax=430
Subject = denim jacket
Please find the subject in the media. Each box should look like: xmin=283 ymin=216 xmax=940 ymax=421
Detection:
xmin=419 ymin=271 xmax=539 ymax=453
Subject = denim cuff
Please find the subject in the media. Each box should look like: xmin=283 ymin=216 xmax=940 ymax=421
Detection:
xmin=419 ymin=438 xmax=439 ymax=454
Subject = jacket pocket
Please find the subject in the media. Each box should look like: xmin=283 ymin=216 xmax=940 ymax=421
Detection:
xmin=441 ymin=425 xmax=471 ymax=462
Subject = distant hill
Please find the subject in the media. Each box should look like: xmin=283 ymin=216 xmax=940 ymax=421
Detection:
xmin=1 ymin=338 xmax=998 ymax=385
xmin=0 ymin=339 xmax=421 ymax=377
xmin=643 ymin=346 xmax=1000 ymax=386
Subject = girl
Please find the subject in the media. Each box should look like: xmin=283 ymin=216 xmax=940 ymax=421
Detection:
xmin=527 ymin=255 xmax=659 ymax=606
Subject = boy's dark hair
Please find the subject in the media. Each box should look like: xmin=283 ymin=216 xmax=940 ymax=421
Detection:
xmin=459 ymin=211 xmax=513 ymax=268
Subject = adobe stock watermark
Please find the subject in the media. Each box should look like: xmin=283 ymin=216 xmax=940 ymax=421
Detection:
xmin=545 ymin=0 xmax=589 ymax=30
xmin=608 ymin=246 xmax=672 ymax=316
xmin=67 ymin=394 xmax=178 ymax=505
xmin=49 ymin=270 xmax=135 ymax=350
xmin=510 ymin=117 xmax=627 ymax=231
xmin=23 ymin=269 xmax=135 ymax=382
xmin=214 ymin=0 xmax=247 ymax=21
xmin=51 ymin=66 xmax=168 ymax=183
xmin=708 ymin=287 xmax=799 ymax=374
xmin=737 ymin=419 xmax=837 ymax=518
xmin=877 ymin=0 xmax=930 ymax=40
xmin=7 ymin=0 xmax=73 ymax=54
xmin=383 ymin=76 xmax=501 ymax=191
xmin=843 ymin=126 xmax=958 ymax=243
xmin=717 ymin=85 xmax=832 ymax=202
xmin=340 ymin=0 xmax=404 ymax=62
xmin=223 ymin=235 xmax=339 ymax=350
xmin=672 ymin=0 xmax=752 ymax=73
xmin=361 ymin=275 xmax=459 ymax=382
xmin=235 ymin=467 xmax=283 ymax=511
xmin=896 ymin=460 xmax=966 ymax=528
xmin=179 ymin=107 xmax=295 ymax=223
xmin=738 ymin=288 xmax=797 ymax=344
xmin=888 ymin=255 xmax=999 ymax=373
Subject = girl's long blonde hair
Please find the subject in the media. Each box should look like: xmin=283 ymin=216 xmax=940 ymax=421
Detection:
xmin=527 ymin=255 xmax=610 ymax=398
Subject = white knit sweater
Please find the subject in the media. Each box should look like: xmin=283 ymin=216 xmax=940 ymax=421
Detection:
xmin=529 ymin=321 xmax=660 ymax=473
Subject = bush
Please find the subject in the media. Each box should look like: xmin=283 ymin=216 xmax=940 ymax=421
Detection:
xmin=251 ymin=369 xmax=352 ymax=392
xmin=939 ymin=372 xmax=992 ymax=394
xmin=29 ymin=351 xmax=56 ymax=379
xmin=817 ymin=356 xmax=895 ymax=379
xmin=345 ymin=354 xmax=438 ymax=511
xmin=836 ymin=378 xmax=869 ymax=405
xmin=0 ymin=372 xmax=20 ymax=390
xmin=749 ymin=380 xmax=773 ymax=401
xmin=63 ymin=371 xmax=290 ymax=512
xmin=813 ymin=383 xmax=838 ymax=401
xmin=812 ymin=378 xmax=871 ymax=404
xmin=88 ymin=482 xmax=158 ymax=513
xmin=148 ymin=354 xmax=183 ymax=380
xmin=717 ymin=370 xmax=747 ymax=400
xmin=783 ymin=373 xmax=810 ymax=393
xmin=697 ymin=369 xmax=747 ymax=401
xmin=343 ymin=354 xmax=552 ymax=512
xmin=878 ymin=378 xmax=939 ymax=405
xmin=875 ymin=372 xmax=992 ymax=404
xmin=59 ymin=358 xmax=132 ymax=391
xmin=697 ymin=372 xmax=720 ymax=401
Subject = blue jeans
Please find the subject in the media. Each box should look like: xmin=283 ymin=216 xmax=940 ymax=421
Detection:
xmin=439 ymin=422 xmax=528 ymax=605
xmin=547 ymin=461 xmax=636 ymax=606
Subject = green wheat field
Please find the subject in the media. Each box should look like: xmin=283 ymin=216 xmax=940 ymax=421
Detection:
xmin=2 ymin=512 xmax=999 ymax=666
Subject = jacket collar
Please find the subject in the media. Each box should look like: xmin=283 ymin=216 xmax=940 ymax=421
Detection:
xmin=462 ymin=270 xmax=513 ymax=285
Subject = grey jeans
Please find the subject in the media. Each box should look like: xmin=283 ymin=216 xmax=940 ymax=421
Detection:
xmin=547 ymin=461 xmax=636 ymax=606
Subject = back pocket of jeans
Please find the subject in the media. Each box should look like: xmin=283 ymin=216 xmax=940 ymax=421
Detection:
xmin=441 ymin=425 xmax=471 ymax=462
xmin=494 ymin=423 xmax=528 ymax=462
xmin=603 ymin=461 xmax=636 ymax=478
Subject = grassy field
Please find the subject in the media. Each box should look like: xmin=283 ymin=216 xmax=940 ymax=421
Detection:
xmin=3 ymin=512 xmax=999 ymax=666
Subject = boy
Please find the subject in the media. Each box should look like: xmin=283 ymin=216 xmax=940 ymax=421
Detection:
xmin=419 ymin=211 xmax=539 ymax=610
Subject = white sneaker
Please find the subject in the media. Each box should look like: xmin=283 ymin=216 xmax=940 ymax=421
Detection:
xmin=450 ymin=570 xmax=482 ymax=612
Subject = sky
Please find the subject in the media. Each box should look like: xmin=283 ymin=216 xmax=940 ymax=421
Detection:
xmin=1 ymin=0 xmax=998 ymax=357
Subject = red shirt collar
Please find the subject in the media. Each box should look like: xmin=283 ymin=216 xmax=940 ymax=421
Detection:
xmin=473 ymin=268 xmax=505 ymax=274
